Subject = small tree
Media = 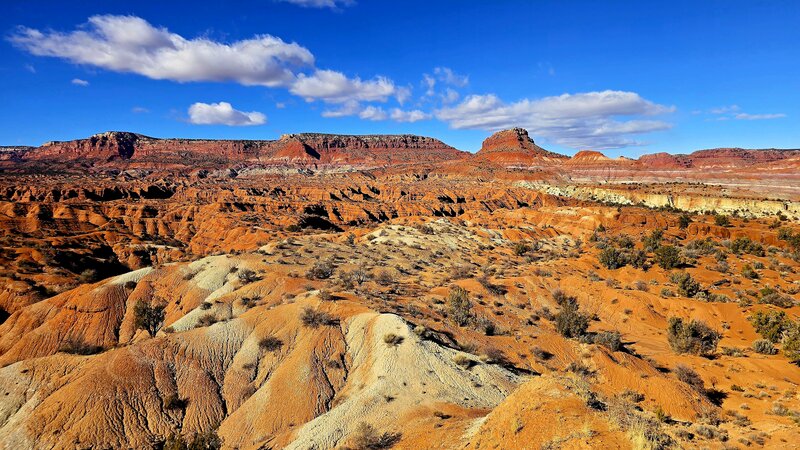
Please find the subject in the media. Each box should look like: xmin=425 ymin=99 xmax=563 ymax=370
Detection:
xmin=642 ymin=229 xmax=664 ymax=252
xmin=670 ymin=272 xmax=701 ymax=298
xmin=654 ymin=245 xmax=682 ymax=270
xmin=714 ymin=214 xmax=731 ymax=227
xmin=133 ymin=300 xmax=166 ymax=338
xmin=555 ymin=301 xmax=589 ymax=339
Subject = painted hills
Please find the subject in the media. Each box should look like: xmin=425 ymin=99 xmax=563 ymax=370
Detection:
xmin=1 ymin=127 xmax=800 ymax=449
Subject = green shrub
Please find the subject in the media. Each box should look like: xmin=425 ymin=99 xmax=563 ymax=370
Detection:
xmin=752 ymin=339 xmax=777 ymax=355
xmin=300 ymin=308 xmax=338 ymax=328
xmin=729 ymin=237 xmax=765 ymax=257
xmin=782 ymin=324 xmax=800 ymax=364
xmin=667 ymin=317 xmax=720 ymax=356
xmin=714 ymin=214 xmax=731 ymax=227
xmin=670 ymin=271 xmax=702 ymax=298
xmin=593 ymin=331 xmax=623 ymax=351
xmin=555 ymin=302 xmax=590 ymax=339
xmin=599 ymin=247 xmax=627 ymax=269
xmin=678 ymin=214 xmax=692 ymax=229
xmin=642 ymin=229 xmax=664 ymax=252
xmin=741 ymin=264 xmax=759 ymax=279
xmin=749 ymin=310 xmax=791 ymax=343
xmin=448 ymin=286 xmax=473 ymax=326
xmin=654 ymin=245 xmax=682 ymax=270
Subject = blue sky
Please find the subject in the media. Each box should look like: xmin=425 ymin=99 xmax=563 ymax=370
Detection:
xmin=2 ymin=0 xmax=798 ymax=156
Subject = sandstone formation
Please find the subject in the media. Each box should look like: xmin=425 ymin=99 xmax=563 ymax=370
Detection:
xmin=1 ymin=127 xmax=800 ymax=449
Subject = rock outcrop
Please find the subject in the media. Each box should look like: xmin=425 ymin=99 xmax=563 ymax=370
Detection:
xmin=475 ymin=128 xmax=567 ymax=166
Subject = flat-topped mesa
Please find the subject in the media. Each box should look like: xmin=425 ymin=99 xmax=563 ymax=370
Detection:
xmin=15 ymin=131 xmax=467 ymax=170
xmin=638 ymin=147 xmax=800 ymax=169
xmin=476 ymin=128 xmax=567 ymax=165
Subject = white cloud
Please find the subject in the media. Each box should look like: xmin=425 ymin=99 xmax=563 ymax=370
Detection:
xmin=390 ymin=108 xmax=430 ymax=123
xmin=734 ymin=112 xmax=786 ymax=120
xmin=358 ymin=105 xmax=387 ymax=121
xmin=24 ymin=64 xmax=36 ymax=73
xmin=71 ymin=78 xmax=89 ymax=86
xmin=321 ymin=100 xmax=361 ymax=118
xmin=290 ymin=69 xmax=396 ymax=103
xmin=187 ymin=102 xmax=266 ymax=126
xmin=395 ymin=86 xmax=412 ymax=105
xmin=709 ymin=105 xmax=785 ymax=121
xmin=436 ymin=90 xmax=673 ymax=149
xmin=422 ymin=73 xmax=436 ymax=96
xmin=441 ymin=88 xmax=460 ymax=104
xmin=132 ymin=106 xmax=149 ymax=113
xmin=10 ymin=15 xmax=314 ymax=87
xmin=433 ymin=67 xmax=468 ymax=87
xmin=278 ymin=0 xmax=354 ymax=8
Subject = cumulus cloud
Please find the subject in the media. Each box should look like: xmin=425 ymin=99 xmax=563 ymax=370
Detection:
xmin=436 ymin=90 xmax=673 ymax=149
xmin=358 ymin=105 xmax=388 ymax=121
xmin=71 ymin=78 xmax=89 ymax=86
xmin=188 ymin=102 xmax=266 ymax=126
xmin=390 ymin=108 xmax=430 ymax=123
xmin=278 ymin=0 xmax=354 ymax=8
xmin=9 ymin=15 xmax=314 ymax=87
xmin=290 ymin=69 xmax=396 ymax=103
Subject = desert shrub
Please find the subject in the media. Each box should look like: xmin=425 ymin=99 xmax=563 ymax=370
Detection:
xmin=301 ymin=307 xmax=338 ymax=328
xmin=383 ymin=333 xmax=404 ymax=346
xmin=285 ymin=224 xmax=302 ymax=232
xmin=729 ymin=237 xmax=765 ymax=256
xmin=749 ymin=311 xmax=792 ymax=343
xmin=513 ymin=241 xmax=531 ymax=256
xmin=477 ymin=276 xmax=507 ymax=295
xmin=694 ymin=424 xmax=728 ymax=441
xmin=617 ymin=235 xmax=635 ymax=249
xmin=642 ymin=229 xmax=664 ymax=252
xmin=670 ymin=271 xmax=702 ymax=298
xmin=667 ymin=317 xmax=720 ymax=356
xmin=237 ymin=269 xmax=260 ymax=284
xmin=782 ymin=324 xmax=800 ymax=364
xmin=196 ymin=314 xmax=218 ymax=327
xmin=679 ymin=214 xmax=692 ymax=229
xmin=133 ymin=300 xmax=166 ymax=338
xmin=593 ymin=331 xmax=623 ymax=352
xmin=654 ymin=245 xmax=682 ymax=270
xmin=374 ymin=270 xmax=395 ymax=285
xmin=259 ymin=336 xmax=283 ymax=352
xmin=555 ymin=301 xmax=590 ymax=339
xmin=752 ymin=339 xmax=777 ymax=355
xmin=124 ymin=280 xmax=137 ymax=290
xmin=634 ymin=280 xmax=649 ymax=291
xmin=163 ymin=431 xmax=223 ymax=450
xmin=448 ymin=286 xmax=473 ymax=326
xmin=758 ymin=289 xmax=794 ymax=308
xmin=741 ymin=264 xmax=759 ymax=279
xmin=452 ymin=354 xmax=474 ymax=368
xmin=714 ymin=214 xmax=731 ymax=227
xmin=606 ymin=396 xmax=674 ymax=449
xmin=627 ymin=249 xmax=648 ymax=269
xmin=78 ymin=269 xmax=99 ymax=284
xmin=474 ymin=316 xmax=496 ymax=336
xmin=599 ymin=247 xmax=627 ymax=269
xmin=449 ymin=265 xmax=472 ymax=280
xmin=674 ymin=364 xmax=705 ymax=392
xmin=344 ymin=422 xmax=401 ymax=450
xmin=307 ymin=260 xmax=335 ymax=279
xmin=660 ymin=287 xmax=674 ymax=298
xmin=58 ymin=338 xmax=103 ymax=355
